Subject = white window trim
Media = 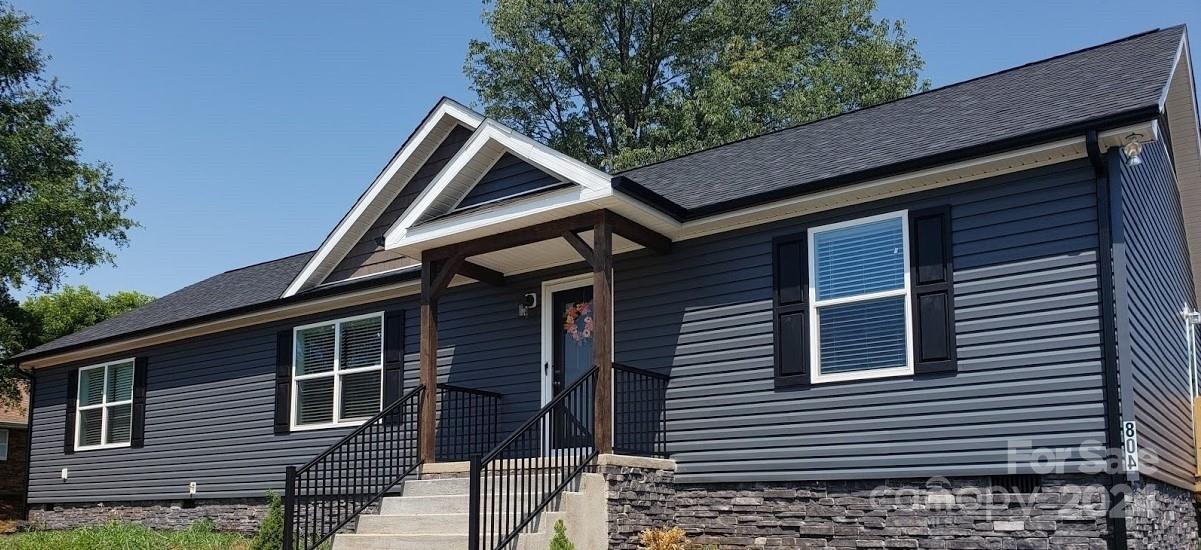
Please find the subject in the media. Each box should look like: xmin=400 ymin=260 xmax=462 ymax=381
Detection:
xmin=807 ymin=210 xmax=914 ymax=384
xmin=75 ymin=358 xmax=136 ymax=451
xmin=0 ymin=429 xmax=8 ymax=461
xmin=290 ymin=311 xmax=385 ymax=431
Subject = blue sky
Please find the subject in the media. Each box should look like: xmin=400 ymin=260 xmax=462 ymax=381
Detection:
xmin=15 ymin=0 xmax=1201 ymax=299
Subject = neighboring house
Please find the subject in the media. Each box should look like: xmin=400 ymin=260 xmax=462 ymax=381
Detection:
xmin=10 ymin=26 xmax=1201 ymax=550
xmin=0 ymin=389 xmax=29 ymax=521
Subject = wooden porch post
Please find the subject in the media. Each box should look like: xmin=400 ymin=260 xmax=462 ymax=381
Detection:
xmin=593 ymin=217 xmax=614 ymax=454
xmin=419 ymin=259 xmax=439 ymax=463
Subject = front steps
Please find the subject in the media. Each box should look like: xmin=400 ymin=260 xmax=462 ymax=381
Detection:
xmin=332 ymin=469 xmax=608 ymax=550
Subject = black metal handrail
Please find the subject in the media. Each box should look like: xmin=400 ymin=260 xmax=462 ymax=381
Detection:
xmin=614 ymin=362 xmax=670 ymax=458
xmin=283 ymin=385 xmax=424 ymax=550
xmin=437 ymin=383 xmax=503 ymax=461
xmin=468 ymin=366 xmax=598 ymax=550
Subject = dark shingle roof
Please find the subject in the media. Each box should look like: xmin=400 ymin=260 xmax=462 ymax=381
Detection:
xmin=15 ymin=26 xmax=1189 ymax=361
xmin=620 ymin=26 xmax=1185 ymax=215
xmin=14 ymin=251 xmax=315 ymax=359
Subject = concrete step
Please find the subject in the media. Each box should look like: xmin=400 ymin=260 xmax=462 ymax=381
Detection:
xmin=379 ymin=492 xmax=551 ymax=515
xmin=397 ymin=475 xmax=572 ymax=497
xmin=380 ymin=495 xmax=467 ymax=514
xmin=357 ymin=512 xmax=537 ymax=535
xmin=398 ymin=477 xmax=468 ymax=497
xmin=332 ymin=533 xmax=467 ymax=550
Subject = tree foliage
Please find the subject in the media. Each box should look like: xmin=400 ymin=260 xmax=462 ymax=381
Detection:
xmin=0 ymin=2 xmax=136 ymax=296
xmin=0 ymin=286 xmax=153 ymax=404
xmin=0 ymin=2 xmax=137 ymax=402
xmin=467 ymin=0 xmax=927 ymax=171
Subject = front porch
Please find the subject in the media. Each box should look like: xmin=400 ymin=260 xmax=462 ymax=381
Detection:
xmin=417 ymin=208 xmax=673 ymax=464
xmin=284 ymin=208 xmax=675 ymax=550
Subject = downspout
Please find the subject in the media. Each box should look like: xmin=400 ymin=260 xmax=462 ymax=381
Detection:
xmin=1087 ymin=129 xmax=1129 ymax=550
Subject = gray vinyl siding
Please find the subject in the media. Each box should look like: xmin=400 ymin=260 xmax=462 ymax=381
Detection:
xmin=324 ymin=125 xmax=474 ymax=284
xmin=28 ymin=301 xmax=416 ymax=503
xmin=400 ymin=271 xmax=568 ymax=438
xmin=1114 ymin=141 xmax=1197 ymax=489
xmin=27 ymin=158 xmax=1112 ymax=500
xmin=613 ymin=159 xmax=1109 ymax=483
xmin=455 ymin=153 xmax=562 ymax=210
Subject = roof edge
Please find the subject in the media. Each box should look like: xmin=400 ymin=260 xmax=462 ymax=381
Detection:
xmin=626 ymin=104 xmax=1163 ymax=221
xmin=13 ymin=268 xmax=422 ymax=365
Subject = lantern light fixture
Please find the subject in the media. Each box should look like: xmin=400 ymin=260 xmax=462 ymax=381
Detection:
xmin=1122 ymin=133 xmax=1144 ymax=167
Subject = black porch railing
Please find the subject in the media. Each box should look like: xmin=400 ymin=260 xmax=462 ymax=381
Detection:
xmin=613 ymin=362 xmax=670 ymax=458
xmin=437 ymin=383 xmax=503 ymax=461
xmin=283 ymin=385 xmax=423 ymax=550
xmin=468 ymin=366 xmax=598 ymax=550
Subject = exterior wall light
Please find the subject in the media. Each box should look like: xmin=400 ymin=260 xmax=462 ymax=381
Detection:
xmin=1122 ymin=133 xmax=1144 ymax=167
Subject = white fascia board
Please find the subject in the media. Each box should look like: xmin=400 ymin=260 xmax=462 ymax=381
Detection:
xmin=384 ymin=119 xmax=613 ymax=249
xmin=280 ymin=98 xmax=484 ymax=298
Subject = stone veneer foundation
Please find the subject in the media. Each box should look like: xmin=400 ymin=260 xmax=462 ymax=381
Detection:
xmin=28 ymin=498 xmax=268 ymax=534
xmin=601 ymin=462 xmax=1201 ymax=550
xmin=1123 ymin=479 xmax=1199 ymax=549
xmin=25 ymin=461 xmax=1201 ymax=549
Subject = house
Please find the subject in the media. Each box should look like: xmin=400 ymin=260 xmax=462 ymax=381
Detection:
xmin=10 ymin=25 xmax=1201 ymax=550
xmin=0 ymin=389 xmax=29 ymax=522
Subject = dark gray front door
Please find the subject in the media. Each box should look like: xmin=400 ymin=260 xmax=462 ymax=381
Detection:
xmin=551 ymin=285 xmax=593 ymax=449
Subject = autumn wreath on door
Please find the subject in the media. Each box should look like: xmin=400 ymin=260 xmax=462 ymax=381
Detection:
xmin=563 ymin=301 xmax=593 ymax=342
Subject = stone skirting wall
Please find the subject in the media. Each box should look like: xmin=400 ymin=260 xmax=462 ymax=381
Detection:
xmin=603 ymin=472 xmax=1133 ymax=549
xmin=28 ymin=498 xmax=268 ymax=534
xmin=1123 ymin=478 xmax=1199 ymax=549
xmin=598 ymin=456 xmax=677 ymax=549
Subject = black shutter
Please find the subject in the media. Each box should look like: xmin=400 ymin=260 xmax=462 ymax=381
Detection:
xmin=131 ymin=357 xmax=149 ymax=448
xmin=274 ymin=330 xmax=293 ymax=434
xmin=64 ymin=368 xmax=78 ymax=454
xmin=773 ymin=233 xmax=810 ymax=386
xmin=383 ymin=309 xmax=406 ymax=404
xmin=910 ymin=206 xmax=957 ymax=374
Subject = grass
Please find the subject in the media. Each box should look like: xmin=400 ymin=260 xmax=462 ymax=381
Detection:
xmin=0 ymin=521 xmax=252 ymax=550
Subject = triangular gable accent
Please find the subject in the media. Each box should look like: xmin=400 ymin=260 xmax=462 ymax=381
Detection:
xmin=453 ymin=153 xmax=565 ymax=212
xmin=385 ymin=119 xmax=613 ymax=248
xmin=281 ymin=98 xmax=484 ymax=298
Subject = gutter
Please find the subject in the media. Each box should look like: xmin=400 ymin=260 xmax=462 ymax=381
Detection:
xmin=1087 ymin=130 xmax=1130 ymax=550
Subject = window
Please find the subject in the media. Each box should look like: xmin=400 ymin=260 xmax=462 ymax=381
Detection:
xmin=807 ymin=211 xmax=913 ymax=383
xmin=0 ymin=429 xmax=8 ymax=461
xmin=76 ymin=359 xmax=135 ymax=450
xmin=292 ymin=312 xmax=383 ymax=429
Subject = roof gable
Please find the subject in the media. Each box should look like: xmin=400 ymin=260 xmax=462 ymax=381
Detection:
xmin=383 ymin=119 xmax=614 ymax=250
xmin=454 ymin=153 xmax=565 ymax=211
xmin=323 ymin=125 xmax=475 ymax=285
xmin=281 ymin=98 xmax=484 ymax=297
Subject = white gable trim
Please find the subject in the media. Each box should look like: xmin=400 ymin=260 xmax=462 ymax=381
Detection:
xmin=281 ymin=98 xmax=484 ymax=298
xmin=383 ymin=120 xmax=614 ymax=251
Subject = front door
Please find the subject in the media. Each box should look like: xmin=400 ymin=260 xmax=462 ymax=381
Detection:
xmin=545 ymin=281 xmax=594 ymax=450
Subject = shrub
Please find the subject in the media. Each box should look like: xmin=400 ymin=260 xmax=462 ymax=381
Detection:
xmin=548 ymin=519 xmax=575 ymax=550
xmin=251 ymin=491 xmax=284 ymax=550
xmin=638 ymin=526 xmax=689 ymax=550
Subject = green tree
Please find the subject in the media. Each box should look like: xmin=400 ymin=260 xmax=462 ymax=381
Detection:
xmin=250 ymin=491 xmax=284 ymax=550
xmin=549 ymin=519 xmax=575 ymax=550
xmin=467 ymin=0 xmax=927 ymax=171
xmin=0 ymin=2 xmax=136 ymax=400
xmin=0 ymin=286 xmax=152 ymax=403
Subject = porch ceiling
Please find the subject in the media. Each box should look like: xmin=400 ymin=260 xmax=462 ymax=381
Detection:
xmin=465 ymin=231 xmax=642 ymax=276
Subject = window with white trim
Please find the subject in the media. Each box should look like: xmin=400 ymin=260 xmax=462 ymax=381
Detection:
xmin=292 ymin=313 xmax=383 ymax=429
xmin=0 ymin=429 xmax=8 ymax=461
xmin=808 ymin=211 xmax=913 ymax=383
xmin=76 ymin=359 xmax=135 ymax=449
